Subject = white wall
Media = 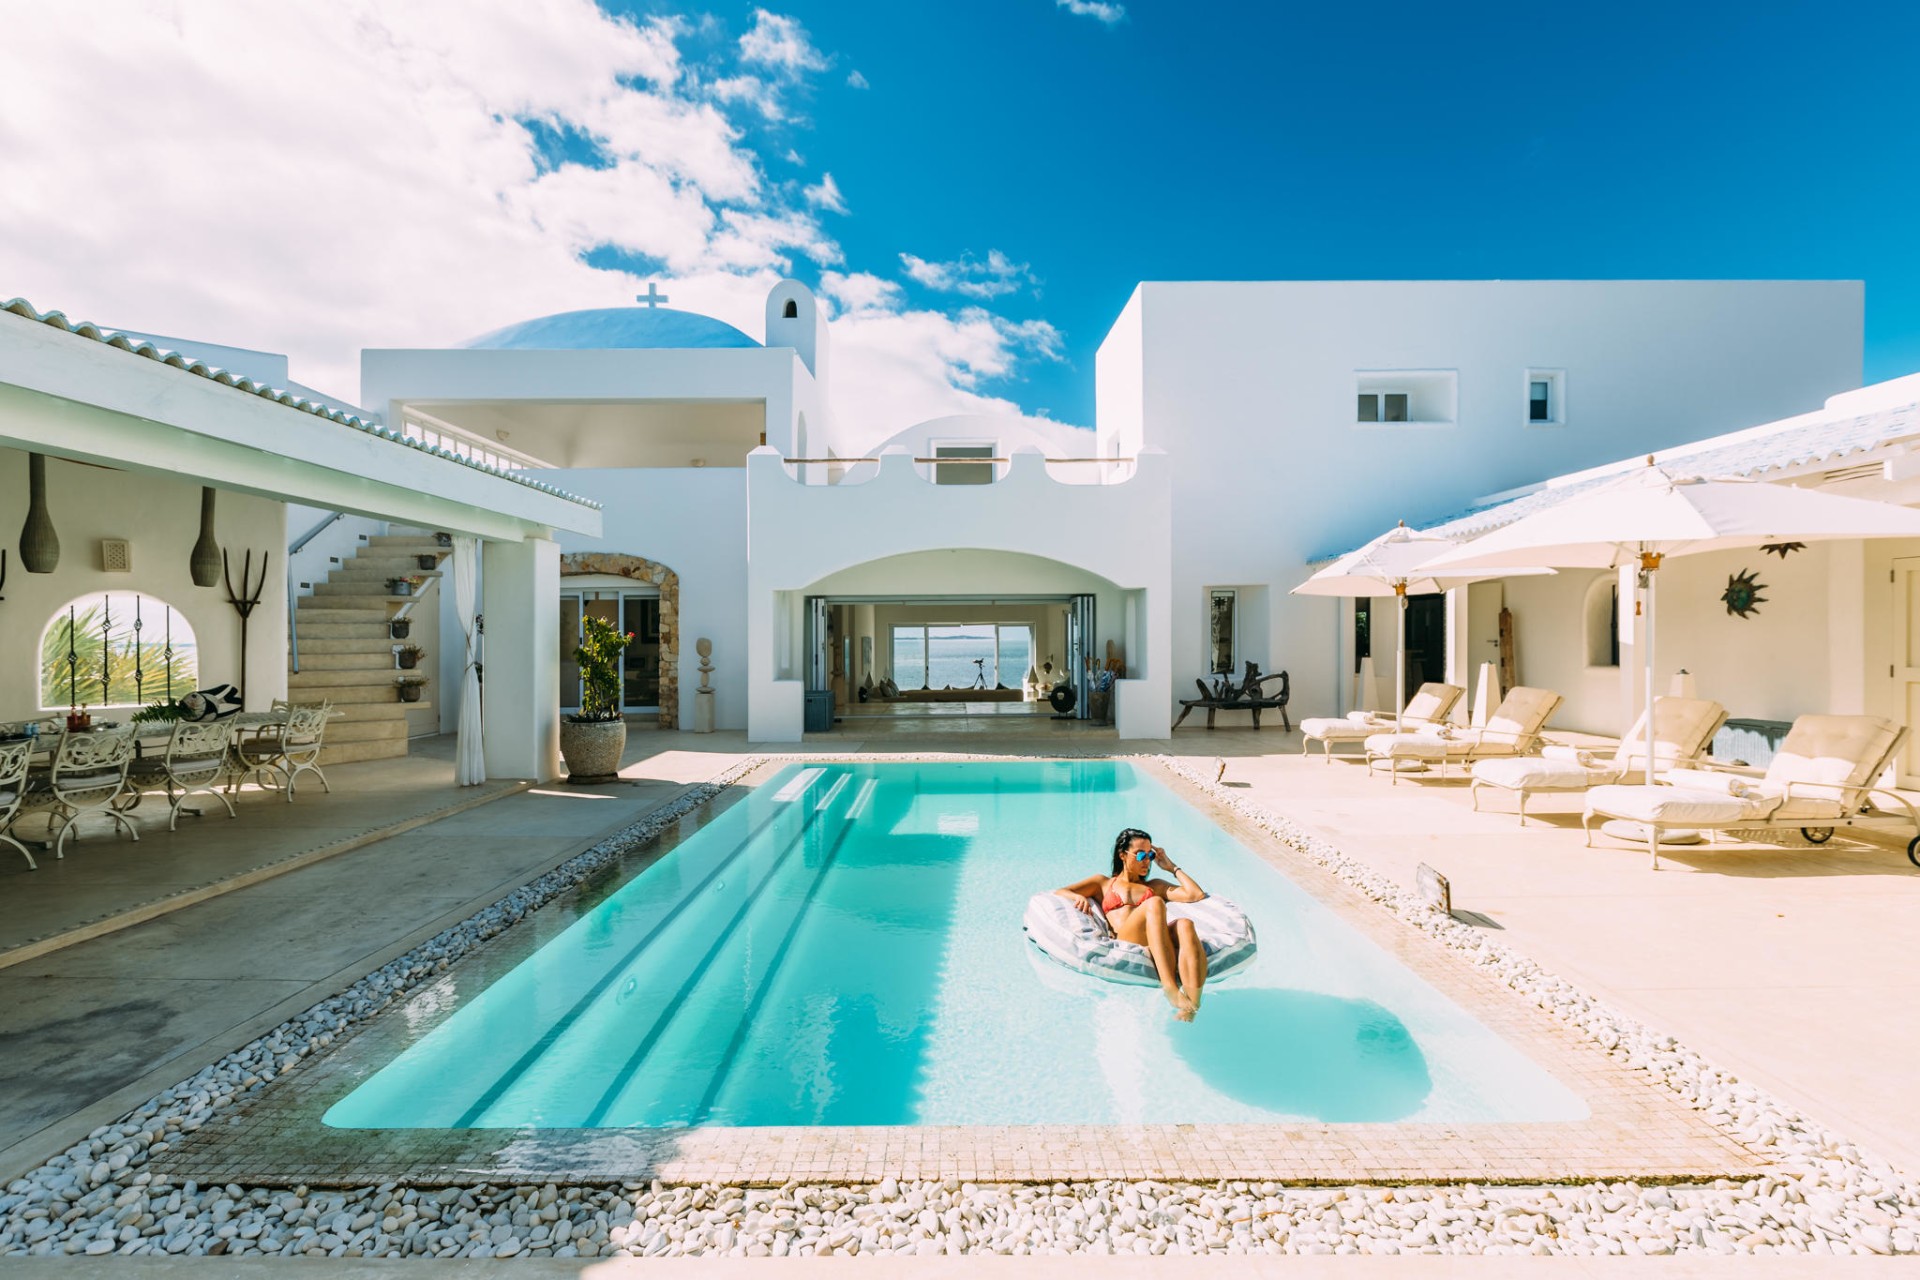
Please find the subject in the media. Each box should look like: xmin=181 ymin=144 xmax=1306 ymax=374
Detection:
xmin=1501 ymin=542 xmax=1864 ymax=735
xmin=745 ymin=446 xmax=1173 ymax=741
xmin=4 ymin=448 xmax=287 ymax=714
xmin=1098 ymin=280 xmax=1864 ymax=720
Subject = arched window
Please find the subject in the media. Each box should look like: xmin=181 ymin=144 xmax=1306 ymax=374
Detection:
xmin=41 ymin=592 xmax=197 ymax=709
xmin=782 ymin=298 xmax=798 ymax=319
xmin=1584 ymin=576 xmax=1620 ymax=668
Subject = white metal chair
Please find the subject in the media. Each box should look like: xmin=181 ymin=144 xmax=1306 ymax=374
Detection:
xmin=27 ymin=723 xmax=139 ymax=859
xmin=127 ymin=718 xmax=238 ymax=830
xmin=230 ymin=702 xmax=332 ymax=801
xmin=0 ymin=737 xmax=41 ymax=868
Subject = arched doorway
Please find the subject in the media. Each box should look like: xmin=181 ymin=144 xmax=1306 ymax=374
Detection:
xmin=559 ymin=552 xmax=680 ymax=729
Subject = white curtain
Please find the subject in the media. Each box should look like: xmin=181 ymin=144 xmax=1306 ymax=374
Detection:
xmin=453 ymin=535 xmax=486 ymax=786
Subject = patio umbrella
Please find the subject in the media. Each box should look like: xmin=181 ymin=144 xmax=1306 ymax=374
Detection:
xmin=1424 ymin=461 xmax=1920 ymax=784
xmin=1292 ymin=523 xmax=1552 ymax=731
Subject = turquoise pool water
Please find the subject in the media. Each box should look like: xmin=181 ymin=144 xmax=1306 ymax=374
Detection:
xmin=324 ymin=761 xmax=1586 ymax=1129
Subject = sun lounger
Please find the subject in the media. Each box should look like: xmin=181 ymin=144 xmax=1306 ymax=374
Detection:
xmin=1298 ymin=682 xmax=1464 ymax=762
xmin=1470 ymin=696 xmax=1727 ymax=824
xmin=1364 ymin=686 xmax=1563 ymax=784
xmin=1582 ymin=713 xmax=1917 ymax=869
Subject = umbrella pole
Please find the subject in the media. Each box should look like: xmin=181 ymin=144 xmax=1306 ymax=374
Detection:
xmin=1394 ymin=582 xmax=1408 ymax=733
xmin=1640 ymin=551 xmax=1662 ymax=788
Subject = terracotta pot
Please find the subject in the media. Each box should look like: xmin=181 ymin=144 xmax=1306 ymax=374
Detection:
xmin=560 ymin=717 xmax=626 ymax=781
xmin=397 ymin=683 xmax=425 ymax=704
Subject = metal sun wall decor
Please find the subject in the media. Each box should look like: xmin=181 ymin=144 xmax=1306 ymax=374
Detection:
xmin=1759 ymin=542 xmax=1806 ymax=558
xmin=1721 ymin=568 xmax=1768 ymax=619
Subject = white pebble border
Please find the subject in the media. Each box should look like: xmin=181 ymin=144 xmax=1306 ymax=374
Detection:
xmin=1 ymin=752 xmax=1917 ymax=1258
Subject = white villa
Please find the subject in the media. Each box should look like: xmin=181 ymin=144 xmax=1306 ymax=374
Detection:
xmin=0 ymin=275 xmax=1908 ymax=781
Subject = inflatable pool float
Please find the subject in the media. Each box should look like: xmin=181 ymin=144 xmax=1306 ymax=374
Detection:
xmin=1022 ymin=891 xmax=1257 ymax=986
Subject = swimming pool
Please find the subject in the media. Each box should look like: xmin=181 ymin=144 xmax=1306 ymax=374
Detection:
xmin=324 ymin=760 xmax=1585 ymax=1129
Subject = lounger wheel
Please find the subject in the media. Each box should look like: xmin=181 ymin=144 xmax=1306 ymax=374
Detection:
xmin=1799 ymin=827 xmax=1834 ymax=845
xmin=1908 ymin=836 xmax=1920 ymax=870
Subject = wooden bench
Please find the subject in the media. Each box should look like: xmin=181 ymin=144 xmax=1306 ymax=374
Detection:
xmin=1173 ymin=662 xmax=1291 ymax=731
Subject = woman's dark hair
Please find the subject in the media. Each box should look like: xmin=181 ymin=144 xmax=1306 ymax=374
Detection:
xmin=1111 ymin=828 xmax=1153 ymax=876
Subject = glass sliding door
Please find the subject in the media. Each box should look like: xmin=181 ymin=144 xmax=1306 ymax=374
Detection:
xmin=560 ymin=588 xmax=661 ymax=713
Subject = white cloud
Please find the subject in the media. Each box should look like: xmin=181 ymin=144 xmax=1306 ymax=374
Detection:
xmin=738 ymin=9 xmax=827 ymax=75
xmin=899 ymin=249 xmax=1036 ymax=300
xmin=0 ymin=1 xmax=1074 ymax=444
xmin=846 ymin=69 xmax=870 ymax=90
xmin=819 ymin=271 xmax=902 ymax=314
xmin=804 ymin=172 xmax=848 ymax=214
xmin=1057 ymin=0 xmax=1126 ymax=23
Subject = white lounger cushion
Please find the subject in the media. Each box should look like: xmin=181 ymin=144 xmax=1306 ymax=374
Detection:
xmin=1473 ymin=753 xmax=1619 ymax=792
xmin=1585 ymin=784 xmax=1769 ymax=827
xmin=1369 ymin=687 xmax=1560 ymax=761
xmin=1301 ymin=683 xmax=1463 ymax=744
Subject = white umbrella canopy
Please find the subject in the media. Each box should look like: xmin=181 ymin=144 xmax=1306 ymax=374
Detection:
xmin=1294 ymin=523 xmax=1552 ymax=728
xmin=1424 ymin=462 xmax=1920 ymax=783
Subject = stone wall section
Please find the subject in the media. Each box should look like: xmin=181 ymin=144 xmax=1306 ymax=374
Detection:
xmin=559 ymin=552 xmax=680 ymax=730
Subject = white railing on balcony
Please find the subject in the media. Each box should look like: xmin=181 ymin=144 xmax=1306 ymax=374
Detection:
xmin=781 ymin=454 xmax=1138 ymax=486
xmin=401 ymin=418 xmax=556 ymax=473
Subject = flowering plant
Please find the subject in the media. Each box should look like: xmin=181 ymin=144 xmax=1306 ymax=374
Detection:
xmin=573 ymin=615 xmax=634 ymax=722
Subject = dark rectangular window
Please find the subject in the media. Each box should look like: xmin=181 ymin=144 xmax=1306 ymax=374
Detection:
xmin=1356 ymin=393 xmax=1379 ymax=423
xmin=1530 ymin=380 xmax=1552 ymax=422
xmin=1383 ymin=393 xmax=1409 ymax=422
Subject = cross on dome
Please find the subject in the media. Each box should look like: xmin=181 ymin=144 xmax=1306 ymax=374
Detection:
xmin=636 ymin=283 xmax=669 ymax=309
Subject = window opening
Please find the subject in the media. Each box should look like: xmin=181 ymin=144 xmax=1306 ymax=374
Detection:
xmin=1530 ymin=380 xmax=1552 ymax=422
xmin=42 ymin=592 xmax=196 ymax=709
xmin=1209 ymin=589 xmax=1237 ymax=674
xmin=782 ymin=299 xmax=798 ymax=319
xmin=932 ymin=444 xmax=996 ymax=485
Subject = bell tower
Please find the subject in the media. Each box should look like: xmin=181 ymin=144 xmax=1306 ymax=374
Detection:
xmin=765 ymin=279 xmax=829 ymax=388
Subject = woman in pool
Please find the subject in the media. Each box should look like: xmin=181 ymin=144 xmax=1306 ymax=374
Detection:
xmin=1055 ymin=828 xmax=1209 ymax=1020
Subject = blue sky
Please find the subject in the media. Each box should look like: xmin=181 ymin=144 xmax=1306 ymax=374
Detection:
xmin=4 ymin=2 xmax=1912 ymax=440
xmin=614 ymin=0 xmax=1920 ymax=426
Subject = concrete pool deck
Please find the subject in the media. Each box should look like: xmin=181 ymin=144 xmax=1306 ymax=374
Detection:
xmin=2 ymin=719 xmax=1917 ymax=1188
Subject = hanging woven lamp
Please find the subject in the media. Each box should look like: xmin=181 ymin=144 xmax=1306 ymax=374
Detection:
xmin=190 ymin=486 xmax=222 ymax=587
xmin=20 ymin=453 xmax=58 ymax=573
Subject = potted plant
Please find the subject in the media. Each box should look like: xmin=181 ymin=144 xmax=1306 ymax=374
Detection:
xmin=387 ymin=574 xmax=424 ymax=597
xmin=395 ymin=643 xmax=425 ymax=670
xmin=559 ymin=615 xmax=633 ymax=782
xmin=395 ymin=674 xmax=428 ymax=704
xmin=389 ymin=617 xmax=412 ymax=640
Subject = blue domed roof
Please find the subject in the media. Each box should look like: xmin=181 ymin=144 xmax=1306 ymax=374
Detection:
xmin=463 ymin=306 xmax=761 ymax=352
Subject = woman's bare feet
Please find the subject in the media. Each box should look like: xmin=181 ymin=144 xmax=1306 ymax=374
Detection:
xmin=1163 ymin=985 xmax=1196 ymax=1021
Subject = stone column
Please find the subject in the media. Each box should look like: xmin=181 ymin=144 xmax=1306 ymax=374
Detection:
xmin=482 ymin=535 xmax=560 ymax=781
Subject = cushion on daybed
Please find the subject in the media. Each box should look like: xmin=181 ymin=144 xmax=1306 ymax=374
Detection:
xmin=1473 ymin=753 xmax=1616 ymax=792
xmin=1765 ymin=715 xmax=1902 ymax=803
xmin=1585 ymin=783 xmax=1775 ymax=827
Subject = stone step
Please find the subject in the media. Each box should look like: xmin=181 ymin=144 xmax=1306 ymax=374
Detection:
xmin=296 ymin=596 xmax=399 ymax=613
xmin=292 ymin=619 xmax=391 ymax=639
xmin=297 ymin=684 xmax=414 ymax=705
xmin=326 ymin=718 xmax=409 ymax=744
xmin=335 ymin=552 xmax=447 ymax=570
xmin=288 ymin=668 xmax=411 ymax=688
xmin=294 ymin=651 xmax=405 ymax=672
xmin=313 ymin=577 xmax=439 ymax=597
xmin=332 ymin=701 xmax=413 ymax=722
xmin=318 ymin=738 xmax=410 ymax=766
xmin=293 ymin=635 xmax=402 ymax=655
xmin=366 ymin=535 xmax=451 ymax=550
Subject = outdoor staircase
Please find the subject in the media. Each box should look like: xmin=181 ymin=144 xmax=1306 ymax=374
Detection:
xmin=289 ymin=533 xmax=446 ymax=765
